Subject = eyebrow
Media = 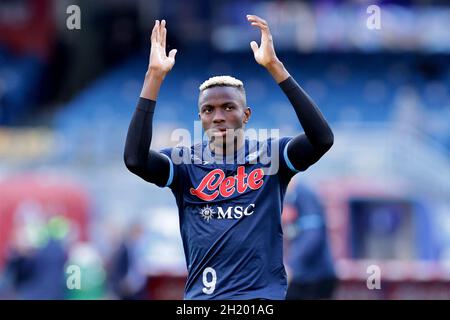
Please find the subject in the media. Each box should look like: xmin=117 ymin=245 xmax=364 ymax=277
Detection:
xmin=200 ymin=102 xmax=237 ymax=109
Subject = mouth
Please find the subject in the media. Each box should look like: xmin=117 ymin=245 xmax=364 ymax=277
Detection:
xmin=209 ymin=127 xmax=229 ymax=139
xmin=212 ymin=126 xmax=228 ymax=133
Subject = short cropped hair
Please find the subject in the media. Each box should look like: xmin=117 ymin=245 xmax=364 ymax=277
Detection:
xmin=199 ymin=76 xmax=244 ymax=92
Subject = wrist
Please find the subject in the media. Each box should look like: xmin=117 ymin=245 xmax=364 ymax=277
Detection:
xmin=265 ymin=59 xmax=283 ymax=72
xmin=265 ymin=60 xmax=290 ymax=84
xmin=141 ymin=69 xmax=165 ymax=100
xmin=145 ymin=68 xmax=167 ymax=81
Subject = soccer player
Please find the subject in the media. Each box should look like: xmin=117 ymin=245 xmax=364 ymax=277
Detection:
xmin=124 ymin=15 xmax=334 ymax=300
xmin=283 ymin=183 xmax=337 ymax=300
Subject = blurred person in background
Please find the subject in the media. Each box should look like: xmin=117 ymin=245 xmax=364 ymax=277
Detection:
xmin=108 ymin=221 xmax=148 ymax=300
xmin=0 ymin=225 xmax=37 ymax=299
xmin=0 ymin=216 xmax=68 ymax=299
xmin=283 ymin=183 xmax=337 ymax=300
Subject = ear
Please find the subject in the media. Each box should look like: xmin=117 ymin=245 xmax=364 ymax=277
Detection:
xmin=243 ymin=106 xmax=252 ymax=123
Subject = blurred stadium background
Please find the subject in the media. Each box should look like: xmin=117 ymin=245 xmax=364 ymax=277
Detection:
xmin=0 ymin=0 xmax=450 ymax=299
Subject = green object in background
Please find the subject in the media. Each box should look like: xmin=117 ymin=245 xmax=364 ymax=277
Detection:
xmin=47 ymin=216 xmax=70 ymax=240
xmin=65 ymin=263 xmax=107 ymax=300
xmin=64 ymin=243 xmax=107 ymax=300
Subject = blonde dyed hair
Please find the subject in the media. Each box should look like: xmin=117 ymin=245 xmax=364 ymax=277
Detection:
xmin=199 ymin=76 xmax=244 ymax=91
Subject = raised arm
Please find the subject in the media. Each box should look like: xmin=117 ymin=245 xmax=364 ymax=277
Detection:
xmin=141 ymin=19 xmax=177 ymax=99
xmin=124 ymin=20 xmax=177 ymax=187
xmin=247 ymin=15 xmax=334 ymax=171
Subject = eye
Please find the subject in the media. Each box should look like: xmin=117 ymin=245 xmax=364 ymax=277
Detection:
xmin=225 ymin=105 xmax=234 ymax=111
xmin=203 ymin=107 xmax=213 ymax=114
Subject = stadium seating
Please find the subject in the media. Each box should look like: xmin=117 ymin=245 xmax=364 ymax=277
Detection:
xmin=0 ymin=46 xmax=45 ymax=125
xmin=52 ymin=51 xmax=450 ymax=163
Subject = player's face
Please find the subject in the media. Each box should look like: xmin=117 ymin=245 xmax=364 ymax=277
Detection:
xmin=198 ymin=86 xmax=251 ymax=139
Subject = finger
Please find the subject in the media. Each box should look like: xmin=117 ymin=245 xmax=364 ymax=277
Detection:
xmin=155 ymin=20 xmax=160 ymax=44
xmin=159 ymin=20 xmax=164 ymax=46
xmin=168 ymin=48 xmax=177 ymax=60
xmin=250 ymin=41 xmax=259 ymax=54
xmin=246 ymin=14 xmax=268 ymax=26
xmin=250 ymin=21 xmax=271 ymax=40
xmin=250 ymin=21 xmax=266 ymax=29
xmin=247 ymin=16 xmax=269 ymax=31
xmin=151 ymin=20 xmax=158 ymax=43
xmin=250 ymin=20 xmax=269 ymax=31
xmin=161 ymin=20 xmax=167 ymax=50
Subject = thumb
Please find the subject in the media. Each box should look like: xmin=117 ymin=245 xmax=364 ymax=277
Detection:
xmin=168 ymin=49 xmax=177 ymax=59
xmin=250 ymin=41 xmax=259 ymax=54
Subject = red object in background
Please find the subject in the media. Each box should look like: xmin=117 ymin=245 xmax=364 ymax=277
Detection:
xmin=0 ymin=0 xmax=54 ymax=59
xmin=147 ymin=275 xmax=187 ymax=300
xmin=335 ymin=279 xmax=450 ymax=300
xmin=0 ymin=174 xmax=90 ymax=269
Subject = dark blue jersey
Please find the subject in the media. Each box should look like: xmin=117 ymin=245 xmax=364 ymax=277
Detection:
xmin=159 ymin=137 xmax=299 ymax=299
xmin=124 ymin=77 xmax=334 ymax=299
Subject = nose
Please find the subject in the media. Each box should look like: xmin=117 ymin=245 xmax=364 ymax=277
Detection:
xmin=212 ymin=108 xmax=225 ymax=123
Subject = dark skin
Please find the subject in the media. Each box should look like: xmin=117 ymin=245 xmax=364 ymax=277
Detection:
xmin=140 ymin=15 xmax=289 ymax=154
xmin=198 ymin=86 xmax=251 ymax=155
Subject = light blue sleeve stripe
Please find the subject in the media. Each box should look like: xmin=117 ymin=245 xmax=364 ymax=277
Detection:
xmin=283 ymin=140 xmax=300 ymax=173
xmin=160 ymin=153 xmax=174 ymax=187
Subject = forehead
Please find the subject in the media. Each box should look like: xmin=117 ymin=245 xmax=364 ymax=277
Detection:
xmin=198 ymin=86 xmax=244 ymax=106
